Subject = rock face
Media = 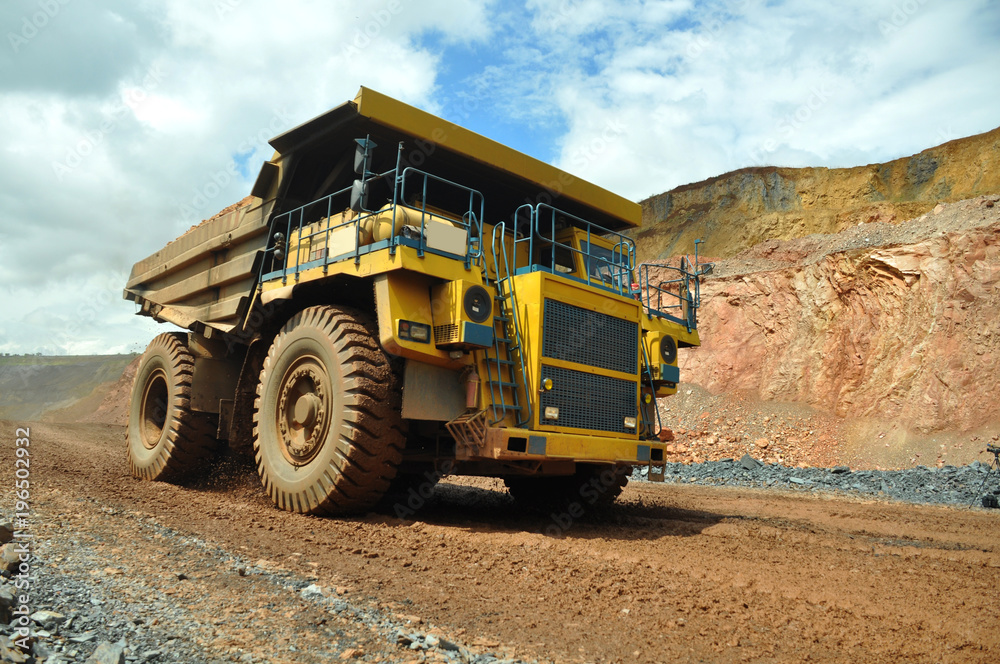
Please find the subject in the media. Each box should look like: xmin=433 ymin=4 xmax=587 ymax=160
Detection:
xmin=634 ymin=126 xmax=1000 ymax=264
xmin=677 ymin=196 xmax=1000 ymax=433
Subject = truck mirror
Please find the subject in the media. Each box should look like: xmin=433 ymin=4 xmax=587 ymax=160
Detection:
xmin=349 ymin=179 xmax=368 ymax=212
xmin=354 ymin=137 xmax=377 ymax=175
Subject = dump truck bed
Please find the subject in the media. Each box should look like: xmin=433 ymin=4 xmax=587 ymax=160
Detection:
xmin=123 ymin=197 xmax=274 ymax=335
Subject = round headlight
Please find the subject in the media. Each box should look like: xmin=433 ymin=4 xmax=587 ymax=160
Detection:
xmin=463 ymin=285 xmax=492 ymax=323
xmin=660 ymin=336 xmax=677 ymax=364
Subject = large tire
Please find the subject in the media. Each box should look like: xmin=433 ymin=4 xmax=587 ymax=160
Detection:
xmin=505 ymin=464 xmax=630 ymax=511
xmin=253 ymin=305 xmax=405 ymax=515
xmin=127 ymin=332 xmax=218 ymax=482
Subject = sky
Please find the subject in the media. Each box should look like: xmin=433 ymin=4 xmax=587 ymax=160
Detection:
xmin=0 ymin=0 xmax=998 ymax=355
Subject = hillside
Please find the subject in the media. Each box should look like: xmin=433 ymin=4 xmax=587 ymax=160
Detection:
xmin=657 ymin=194 xmax=1000 ymax=469
xmin=634 ymin=126 xmax=1000 ymax=264
xmin=0 ymin=354 xmax=137 ymax=421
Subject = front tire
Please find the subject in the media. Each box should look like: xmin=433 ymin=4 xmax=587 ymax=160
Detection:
xmin=127 ymin=333 xmax=218 ymax=482
xmin=253 ymin=305 xmax=405 ymax=515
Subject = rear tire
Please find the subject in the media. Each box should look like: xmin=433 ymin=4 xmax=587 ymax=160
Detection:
xmin=253 ymin=305 xmax=405 ymax=515
xmin=127 ymin=333 xmax=218 ymax=482
xmin=505 ymin=464 xmax=630 ymax=511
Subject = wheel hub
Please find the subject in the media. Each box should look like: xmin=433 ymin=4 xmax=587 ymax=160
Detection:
xmin=292 ymin=393 xmax=320 ymax=428
xmin=139 ymin=368 xmax=169 ymax=450
xmin=276 ymin=362 xmax=330 ymax=465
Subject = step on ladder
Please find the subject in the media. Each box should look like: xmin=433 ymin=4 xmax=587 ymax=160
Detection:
xmin=482 ymin=223 xmax=531 ymax=428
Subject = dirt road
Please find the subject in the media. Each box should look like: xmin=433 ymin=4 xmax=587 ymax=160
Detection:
xmin=4 ymin=421 xmax=999 ymax=663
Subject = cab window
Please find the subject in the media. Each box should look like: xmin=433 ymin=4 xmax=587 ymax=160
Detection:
xmin=580 ymin=241 xmax=621 ymax=282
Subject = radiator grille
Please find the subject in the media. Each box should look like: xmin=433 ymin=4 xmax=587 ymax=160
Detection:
xmin=539 ymin=365 xmax=637 ymax=434
xmin=542 ymin=299 xmax=638 ymax=374
xmin=434 ymin=324 xmax=459 ymax=344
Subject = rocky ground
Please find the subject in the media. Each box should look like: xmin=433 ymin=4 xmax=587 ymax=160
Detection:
xmin=706 ymin=195 xmax=1000 ymax=280
xmin=3 ymin=421 xmax=1000 ymax=663
xmin=633 ymin=453 xmax=1000 ymax=509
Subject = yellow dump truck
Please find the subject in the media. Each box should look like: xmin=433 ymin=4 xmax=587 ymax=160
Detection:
xmin=123 ymin=87 xmax=708 ymax=515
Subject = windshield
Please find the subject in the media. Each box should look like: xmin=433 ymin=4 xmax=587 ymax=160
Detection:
xmin=580 ymin=241 xmax=629 ymax=285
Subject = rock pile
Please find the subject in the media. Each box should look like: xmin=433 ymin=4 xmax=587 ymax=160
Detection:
xmin=633 ymin=456 xmax=1000 ymax=508
xmin=1 ymin=518 xmax=126 ymax=663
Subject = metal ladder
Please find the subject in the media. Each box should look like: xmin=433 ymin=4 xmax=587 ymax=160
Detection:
xmin=482 ymin=223 xmax=531 ymax=427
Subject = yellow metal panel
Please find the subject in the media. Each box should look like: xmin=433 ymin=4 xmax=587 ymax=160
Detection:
xmin=484 ymin=427 xmax=660 ymax=463
xmin=373 ymin=272 xmax=469 ymax=370
xmin=354 ymin=87 xmax=640 ymax=229
xmin=260 ymin=244 xmax=482 ymax=294
xmin=641 ymin=314 xmax=700 ymax=347
xmin=537 ymin=356 xmax=637 ymax=382
xmin=502 ymin=269 xmax=645 ymax=436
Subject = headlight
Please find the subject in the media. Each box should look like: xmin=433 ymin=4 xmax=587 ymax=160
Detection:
xmin=398 ymin=320 xmax=431 ymax=343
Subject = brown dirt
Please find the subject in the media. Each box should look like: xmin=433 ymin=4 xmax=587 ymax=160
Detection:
xmin=169 ymin=195 xmax=256 ymax=247
xmin=4 ymin=420 xmax=999 ymax=663
xmin=659 ymin=384 xmax=1000 ymax=471
xmin=80 ymin=355 xmax=139 ymax=426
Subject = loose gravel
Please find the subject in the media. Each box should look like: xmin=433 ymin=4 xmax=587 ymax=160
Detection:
xmin=0 ymin=501 xmax=533 ymax=664
xmin=633 ymin=456 xmax=1000 ymax=508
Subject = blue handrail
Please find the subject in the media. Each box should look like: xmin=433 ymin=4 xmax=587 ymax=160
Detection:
xmin=257 ymin=155 xmax=486 ymax=285
xmin=512 ymin=203 xmax=636 ymax=297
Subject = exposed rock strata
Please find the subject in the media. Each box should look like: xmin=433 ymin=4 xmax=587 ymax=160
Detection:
xmin=635 ymin=126 xmax=1000 ymax=263
xmin=673 ymin=196 xmax=1000 ymax=433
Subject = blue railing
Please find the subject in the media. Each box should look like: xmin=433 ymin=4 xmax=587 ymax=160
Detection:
xmin=397 ymin=166 xmax=484 ymax=268
xmin=512 ymin=203 xmax=636 ymax=297
xmin=259 ymin=159 xmax=485 ymax=284
xmin=637 ymin=258 xmax=703 ymax=331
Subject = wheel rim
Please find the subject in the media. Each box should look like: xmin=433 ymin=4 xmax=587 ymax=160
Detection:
xmin=275 ymin=354 xmax=332 ymax=466
xmin=139 ymin=368 xmax=169 ymax=449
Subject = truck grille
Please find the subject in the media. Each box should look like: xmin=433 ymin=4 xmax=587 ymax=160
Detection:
xmin=542 ymin=299 xmax=638 ymax=374
xmin=539 ymin=365 xmax=637 ymax=434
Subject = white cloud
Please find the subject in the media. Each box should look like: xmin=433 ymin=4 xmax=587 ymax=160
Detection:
xmin=532 ymin=0 xmax=1000 ymax=198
